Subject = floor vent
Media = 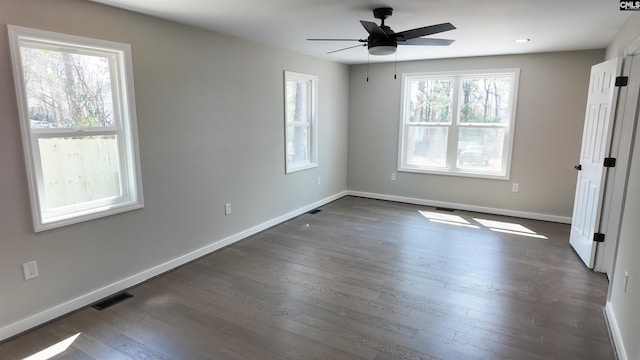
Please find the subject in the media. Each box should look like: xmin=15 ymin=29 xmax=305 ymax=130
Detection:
xmin=92 ymin=292 xmax=133 ymax=311
xmin=435 ymin=207 xmax=456 ymax=212
xmin=308 ymin=209 xmax=322 ymax=214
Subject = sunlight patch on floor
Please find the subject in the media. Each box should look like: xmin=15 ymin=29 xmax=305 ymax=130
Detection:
xmin=419 ymin=211 xmax=480 ymax=229
xmin=474 ymin=218 xmax=533 ymax=233
xmin=23 ymin=332 xmax=81 ymax=360
xmin=418 ymin=210 xmax=548 ymax=239
xmin=488 ymin=227 xmax=548 ymax=239
xmin=428 ymin=218 xmax=481 ymax=229
xmin=474 ymin=218 xmax=548 ymax=239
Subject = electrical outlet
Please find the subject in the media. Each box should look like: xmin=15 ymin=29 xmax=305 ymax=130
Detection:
xmin=23 ymin=261 xmax=38 ymax=280
xmin=512 ymin=183 xmax=519 ymax=192
xmin=224 ymin=203 xmax=232 ymax=216
xmin=391 ymin=172 xmax=396 ymax=181
xmin=317 ymin=176 xmax=321 ymax=185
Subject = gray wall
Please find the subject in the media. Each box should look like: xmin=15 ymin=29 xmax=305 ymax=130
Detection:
xmin=0 ymin=0 xmax=348 ymax=336
xmin=347 ymin=51 xmax=603 ymax=220
xmin=606 ymin=13 xmax=640 ymax=60
xmin=605 ymin=13 xmax=640 ymax=360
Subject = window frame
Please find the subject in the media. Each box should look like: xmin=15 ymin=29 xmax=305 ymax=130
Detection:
xmin=8 ymin=25 xmax=144 ymax=232
xmin=398 ymin=69 xmax=520 ymax=180
xmin=283 ymin=70 xmax=318 ymax=174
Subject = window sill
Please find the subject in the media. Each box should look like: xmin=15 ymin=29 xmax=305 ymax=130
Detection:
xmin=286 ymin=162 xmax=318 ymax=174
xmin=37 ymin=201 xmax=144 ymax=232
xmin=398 ymin=166 xmax=509 ymax=180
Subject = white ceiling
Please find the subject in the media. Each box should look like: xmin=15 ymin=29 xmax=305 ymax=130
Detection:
xmin=91 ymin=0 xmax=631 ymax=64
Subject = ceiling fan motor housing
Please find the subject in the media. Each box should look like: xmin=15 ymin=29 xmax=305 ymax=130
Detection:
xmin=369 ymin=8 xmax=397 ymax=55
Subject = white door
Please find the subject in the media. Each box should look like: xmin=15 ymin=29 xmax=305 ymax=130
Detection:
xmin=570 ymin=58 xmax=622 ymax=268
xmin=595 ymin=53 xmax=640 ymax=276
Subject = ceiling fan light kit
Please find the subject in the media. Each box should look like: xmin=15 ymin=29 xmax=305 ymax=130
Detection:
xmin=368 ymin=45 xmax=397 ymax=56
xmin=308 ymin=7 xmax=455 ymax=56
xmin=367 ymin=38 xmax=397 ymax=55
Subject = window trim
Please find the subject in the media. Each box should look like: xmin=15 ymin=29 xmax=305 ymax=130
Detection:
xmin=8 ymin=25 xmax=144 ymax=232
xmin=398 ymin=69 xmax=520 ymax=180
xmin=283 ymin=70 xmax=318 ymax=174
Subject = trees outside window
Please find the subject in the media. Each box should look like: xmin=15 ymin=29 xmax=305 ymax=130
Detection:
xmin=8 ymin=25 xmax=143 ymax=231
xmin=399 ymin=70 xmax=519 ymax=179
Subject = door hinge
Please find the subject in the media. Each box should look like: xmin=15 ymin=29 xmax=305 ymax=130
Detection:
xmin=604 ymin=157 xmax=617 ymax=167
xmin=615 ymin=76 xmax=629 ymax=87
xmin=594 ymin=233 xmax=605 ymax=243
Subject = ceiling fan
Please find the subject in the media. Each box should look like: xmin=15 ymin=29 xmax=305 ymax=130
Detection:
xmin=308 ymin=7 xmax=456 ymax=56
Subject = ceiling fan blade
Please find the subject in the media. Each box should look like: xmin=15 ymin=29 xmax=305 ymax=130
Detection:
xmin=394 ymin=22 xmax=456 ymax=41
xmin=308 ymin=38 xmax=364 ymax=42
xmin=360 ymin=20 xmax=387 ymax=38
xmin=327 ymin=44 xmax=366 ymax=54
xmin=400 ymin=38 xmax=455 ymax=46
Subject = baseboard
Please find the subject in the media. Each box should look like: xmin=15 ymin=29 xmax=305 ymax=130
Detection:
xmin=605 ymin=301 xmax=627 ymax=360
xmin=0 ymin=191 xmax=347 ymax=342
xmin=347 ymin=191 xmax=572 ymax=224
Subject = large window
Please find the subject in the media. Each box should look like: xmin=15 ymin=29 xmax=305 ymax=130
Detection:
xmin=8 ymin=25 xmax=143 ymax=231
xmin=399 ymin=69 xmax=519 ymax=179
xmin=284 ymin=71 xmax=318 ymax=173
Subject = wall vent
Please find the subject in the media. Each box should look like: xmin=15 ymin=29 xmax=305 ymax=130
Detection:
xmin=92 ymin=292 xmax=133 ymax=311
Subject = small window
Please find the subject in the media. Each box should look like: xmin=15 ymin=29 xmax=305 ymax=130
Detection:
xmin=284 ymin=71 xmax=318 ymax=173
xmin=8 ymin=25 xmax=143 ymax=231
xmin=399 ymin=70 xmax=519 ymax=179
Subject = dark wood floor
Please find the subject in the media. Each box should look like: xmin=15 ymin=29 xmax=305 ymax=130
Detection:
xmin=0 ymin=196 xmax=614 ymax=360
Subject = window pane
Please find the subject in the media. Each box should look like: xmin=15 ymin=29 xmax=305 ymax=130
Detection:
xmin=459 ymin=76 xmax=512 ymax=124
xmin=407 ymin=79 xmax=453 ymax=123
xmin=405 ymin=126 xmax=448 ymax=167
xmin=457 ymin=128 xmax=505 ymax=171
xmin=286 ymin=125 xmax=310 ymax=164
xmin=38 ymin=135 xmax=122 ymax=209
xmin=20 ymin=46 xmax=115 ymax=128
xmin=285 ymin=79 xmax=311 ymax=124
